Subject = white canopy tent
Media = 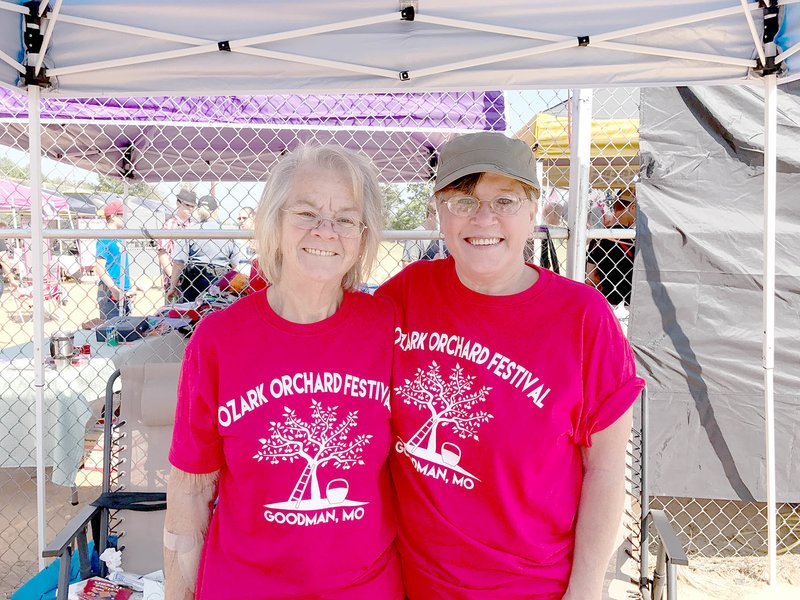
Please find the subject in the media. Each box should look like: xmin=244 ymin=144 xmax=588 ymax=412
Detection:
xmin=0 ymin=0 xmax=797 ymax=584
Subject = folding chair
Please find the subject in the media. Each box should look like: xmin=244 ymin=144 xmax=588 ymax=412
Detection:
xmin=43 ymin=361 xmax=181 ymax=599
xmin=635 ymin=386 xmax=689 ymax=600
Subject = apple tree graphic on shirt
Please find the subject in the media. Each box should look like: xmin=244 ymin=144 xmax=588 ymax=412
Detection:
xmin=395 ymin=361 xmax=492 ymax=479
xmin=253 ymin=399 xmax=371 ymax=510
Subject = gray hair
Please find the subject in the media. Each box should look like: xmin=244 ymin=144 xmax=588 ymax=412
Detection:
xmin=254 ymin=145 xmax=384 ymax=290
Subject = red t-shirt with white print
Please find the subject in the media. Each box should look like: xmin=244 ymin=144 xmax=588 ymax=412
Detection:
xmin=376 ymin=258 xmax=644 ymax=599
xmin=169 ymin=290 xmax=402 ymax=600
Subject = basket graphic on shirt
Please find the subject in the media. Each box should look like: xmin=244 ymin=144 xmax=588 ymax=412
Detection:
xmin=394 ymin=361 xmax=492 ymax=481
xmin=253 ymin=400 xmax=371 ymax=510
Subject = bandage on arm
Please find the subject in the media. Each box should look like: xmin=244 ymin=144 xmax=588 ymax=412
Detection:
xmin=164 ymin=467 xmax=219 ymax=600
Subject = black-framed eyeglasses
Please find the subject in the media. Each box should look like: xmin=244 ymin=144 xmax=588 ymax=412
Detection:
xmin=441 ymin=195 xmax=527 ymax=217
xmin=281 ymin=208 xmax=366 ymax=238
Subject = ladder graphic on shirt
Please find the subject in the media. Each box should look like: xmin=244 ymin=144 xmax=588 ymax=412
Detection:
xmin=289 ymin=464 xmax=313 ymax=508
xmin=394 ymin=361 xmax=495 ymax=483
xmin=405 ymin=418 xmax=435 ymax=452
xmin=254 ymin=401 xmax=373 ymax=511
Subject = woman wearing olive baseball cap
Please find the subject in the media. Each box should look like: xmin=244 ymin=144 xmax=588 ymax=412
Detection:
xmin=377 ymin=132 xmax=644 ymax=599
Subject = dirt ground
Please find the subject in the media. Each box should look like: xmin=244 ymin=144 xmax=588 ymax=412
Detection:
xmin=676 ymin=554 xmax=800 ymax=599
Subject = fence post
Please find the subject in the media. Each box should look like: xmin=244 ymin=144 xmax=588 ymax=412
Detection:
xmin=565 ymin=88 xmax=592 ymax=282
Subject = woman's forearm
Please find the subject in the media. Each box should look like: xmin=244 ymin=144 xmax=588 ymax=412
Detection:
xmin=163 ymin=467 xmax=219 ymax=600
xmin=564 ymin=408 xmax=633 ymax=600
xmin=563 ymin=463 xmax=626 ymax=599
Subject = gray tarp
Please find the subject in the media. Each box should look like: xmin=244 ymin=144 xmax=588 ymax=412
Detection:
xmin=630 ymin=84 xmax=800 ymax=502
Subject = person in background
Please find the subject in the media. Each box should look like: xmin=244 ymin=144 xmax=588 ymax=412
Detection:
xmin=167 ymin=195 xmax=244 ymax=303
xmin=586 ymin=187 xmax=637 ymax=307
xmin=237 ymin=206 xmax=257 ymax=269
xmin=164 ymin=145 xmax=402 ymax=600
xmin=377 ymin=132 xmax=644 ymax=599
xmin=157 ymin=189 xmax=196 ymax=293
xmin=95 ymin=200 xmax=133 ymax=320
xmin=401 ymin=200 xmax=447 ymax=267
xmin=0 ymin=220 xmax=19 ymax=298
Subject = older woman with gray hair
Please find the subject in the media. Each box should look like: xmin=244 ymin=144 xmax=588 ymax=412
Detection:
xmin=165 ymin=145 xmax=402 ymax=599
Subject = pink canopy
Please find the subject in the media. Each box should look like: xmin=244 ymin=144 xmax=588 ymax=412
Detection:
xmin=0 ymin=179 xmax=69 ymax=216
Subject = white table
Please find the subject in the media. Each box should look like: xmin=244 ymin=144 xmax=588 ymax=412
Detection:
xmin=0 ymin=330 xmax=187 ymax=486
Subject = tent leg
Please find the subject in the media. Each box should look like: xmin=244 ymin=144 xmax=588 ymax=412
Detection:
xmin=566 ymin=88 xmax=592 ymax=282
xmin=762 ymin=72 xmax=777 ymax=586
xmin=28 ymin=84 xmax=47 ymax=571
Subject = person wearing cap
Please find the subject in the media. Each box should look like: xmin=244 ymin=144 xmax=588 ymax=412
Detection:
xmin=94 ymin=200 xmax=132 ymax=320
xmin=157 ymin=189 xmax=197 ymax=294
xmin=376 ymin=132 xmax=644 ymax=599
xmin=167 ymin=194 xmax=245 ymax=302
xmin=586 ymin=187 xmax=637 ymax=307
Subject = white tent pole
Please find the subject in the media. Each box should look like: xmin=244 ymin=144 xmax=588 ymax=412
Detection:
xmin=762 ymin=72 xmax=778 ymax=586
xmin=28 ymin=84 xmax=47 ymax=571
xmin=566 ymin=89 xmax=592 ymax=282
xmin=776 ymin=40 xmax=800 ymax=64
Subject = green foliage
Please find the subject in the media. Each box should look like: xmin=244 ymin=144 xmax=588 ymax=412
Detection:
xmin=93 ymin=173 xmax=161 ymax=200
xmin=0 ymin=157 xmax=160 ymax=201
xmin=0 ymin=157 xmax=30 ymax=181
xmin=382 ymin=182 xmax=433 ymax=230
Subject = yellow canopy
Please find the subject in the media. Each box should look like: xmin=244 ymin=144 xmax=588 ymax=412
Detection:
xmin=516 ymin=113 xmax=639 ymax=189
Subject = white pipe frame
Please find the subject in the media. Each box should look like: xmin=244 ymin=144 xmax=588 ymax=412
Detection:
xmin=762 ymin=73 xmax=778 ymax=586
xmin=28 ymin=84 xmax=47 ymax=571
xmin=565 ymin=89 xmax=592 ymax=283
xmin=34 ymin=0 xmax=63 ymax=76
xmin=36 ymin=3 xmax=762 ymax=82
xmin=739 ymin=0 xmax=767 ymax=66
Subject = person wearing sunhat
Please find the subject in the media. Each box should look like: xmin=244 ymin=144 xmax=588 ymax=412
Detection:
xmin=377 ymin=132 xmax=644 ymax=599
xmin=95 ymin=199 xmax=133 ymax=320
xmin=168 ymin=194 xmax=245 ymax=302
xmin=157 ymin=188 xmax=197 ymax=293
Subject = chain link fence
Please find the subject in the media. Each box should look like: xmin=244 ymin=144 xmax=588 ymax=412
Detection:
xmin=0 ymin=88 xmax=795 ymax=598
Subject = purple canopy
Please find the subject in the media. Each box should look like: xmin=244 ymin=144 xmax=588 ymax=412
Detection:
xmin=0 ymin=90 xmax=505 ymax=183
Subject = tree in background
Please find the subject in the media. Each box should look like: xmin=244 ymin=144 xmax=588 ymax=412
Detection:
xmin=0 ymin=157 xmax=30 ymax=182
xmin=382 ymin=182 xmax=433 ymax=230
xmin=0 ymin=158 xmax=162 ymax=202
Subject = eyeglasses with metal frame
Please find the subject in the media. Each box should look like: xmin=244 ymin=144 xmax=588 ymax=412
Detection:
xmin=441 ymin=194 xmax=527 ymax=218
xmin=281 ymin=208 xmax=367 ymax=238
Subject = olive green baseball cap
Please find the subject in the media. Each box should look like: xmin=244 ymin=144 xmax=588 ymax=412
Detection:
xmin=433 ymin=132 xmax=539 ymax=193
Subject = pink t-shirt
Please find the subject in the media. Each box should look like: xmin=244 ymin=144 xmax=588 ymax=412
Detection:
xmin=169 ymin=290 xmax=403 ymax=600
xmin=376 ymin=258 xmax=644 ymax=599
xmin=157 ymin=216 xmax=186 ymax=257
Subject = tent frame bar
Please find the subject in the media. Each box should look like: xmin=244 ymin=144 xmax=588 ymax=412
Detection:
xmin=739 ymin=0 xmax=767 ymax=66
xmin=33 ymin=0 xmax=62 ymax=76
xmin=41 ymin=3 xmax=762 ymax=82
xmin=0 ymin=0 xmax=28 ymax=14
xmin=49 ymin=12 xmax=399 ymax=79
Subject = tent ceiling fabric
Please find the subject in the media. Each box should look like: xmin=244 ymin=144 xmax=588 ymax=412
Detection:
xmin=0 ymin=1 xmax=785 ymax=96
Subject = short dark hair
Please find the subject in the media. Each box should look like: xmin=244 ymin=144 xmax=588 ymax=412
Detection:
xmin=435 ymin=172 xmax=538 ymax=201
